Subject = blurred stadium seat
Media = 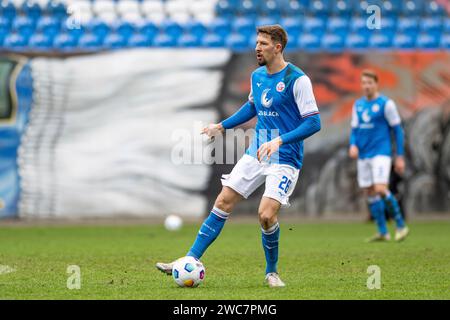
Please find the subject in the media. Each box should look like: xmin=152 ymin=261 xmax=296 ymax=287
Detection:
xmin=0 ymin=0 xmax=448 ymax=52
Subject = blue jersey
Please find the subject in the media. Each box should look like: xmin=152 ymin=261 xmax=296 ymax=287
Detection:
xmin=351 ymin=94 xmax=402 ymax=159
xmin=245 ymin=63 xmax=319 ymax=169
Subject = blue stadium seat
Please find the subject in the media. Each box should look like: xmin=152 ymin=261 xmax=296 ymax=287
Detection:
xmin=0 ymin=17 xmax=11 ymax=36
xmin=345 ymin=33 xmax=369 ymax=50
xmin=445 ymin=18 xmax=450 ymax=33
xmin=331 ymin=0 xmax=352 ymax=17
xmin=183 ymin=21 xmax=207 ymax=39
xmin=308 ymin=0 xmax=331 ymax=16
xmin=379 ymin=0 xmax=401 ymax=16
xmin=0 ymin=1 xmax=16 ymax=20
xmin=440 ymin=34 xmax=450 ymax=49
xmin=115 ymin=21 xmax=135 ymax=39
xmin=3 ymin=33 xmax=27 ymax=51
xmin=424 ymin=0 xmax=445 ymax=17
xmin=103 ymin=33 xmax=127 ymax=49
xmin=327 ymin=17 xmax=348 ymax=36
xmin=280 ymin=17 xmax=302 ymax=38
xmin=62 ymin=19 xmax=85 ymax=40
xmin=153 ymin=33 xmax=177 ymax=47
xmin=232 ymin=17 xmax=254 ymax=38
xmin=392 ymin=33 xmax=416 ymax=49
xmin=420 ymin=17 xmax=442 ymax=35
xmin=236 ymin=0 xmax=258 ymax=19
xmin=350 ymin=17 xmax=370 ymax=36
xmin=297 ymin=33 xmax=321 ymax=51
xmin=416 ymin=33 xmax=440 ymax=49
xmin=401 ymin=0 xmax=422 ymax=17
xmin=368 ymin=32 xmax=392 ymax=49
xmin=127 ymin=34 xmax=152 ymax=47
xmin=137 ymin=21 xmax=158 ymax=41
xmin=321 ymin=33 xmax=344 ymax=51
xmin=13 ymin=16 xmax=35 ymax=40
xmin=208 ymin=18 xmax=231 ymax=39
xmin=37 ymin=16 xmax=61 ymax=38
xmin=303 ymin=16 xmax=326 ymax=36
xmin=78 ymin=33 xmax=103 ymax=50
xmin=350 ymin=0 xmax=369 ymax=14
xmin=53 ymin=33 xmax=77 ymax=51
xmin=381 ymin=17 xmax=397 ymax=34
xmin=280 ymin=0 xmax=306 ymax=17
xmin=22 ymin=1 xmax=42 ymax=21
xmin=177 ymin=34 xmax=201 ymax=47
xmin=202 ymin=33 xmax=225 ymax=47
xmin=87 ymin=19 xmax=110 ymax=40
xmin=46 ymin=1 xmax=68 ymax=20
xmin=160 ymin=20 xmax=183 ymax=40
xmin=397 ymin=17 xmax=419 ymax=35
xmin=215 ymin=0 xmax=236 ymax=19
xmin=225 ymin=33 xmax=248 ymax=51
xmin=255 ymin=17 xmax=278 ymax=28
xmin=259 ymin=0 xmax=281 ymax=19
xmin=28 ymin=33 xmax=53 ymax=50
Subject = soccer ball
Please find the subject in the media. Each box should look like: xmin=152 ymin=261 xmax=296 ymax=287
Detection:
xmin=172 ymin=256 xmax=205 ymax=288
xmin=164 ymin=215 xmax=183 ymax=231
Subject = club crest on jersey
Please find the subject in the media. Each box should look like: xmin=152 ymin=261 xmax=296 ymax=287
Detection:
xmin=372 ymin=104 xmax=380 ymax=113
xmin=276 ymin=81 xmax=285 ymax=92
xmin=362 ymin=109 xmax=371 ymax=123
xmin=261 ymin=88 xmax=273 ymax=108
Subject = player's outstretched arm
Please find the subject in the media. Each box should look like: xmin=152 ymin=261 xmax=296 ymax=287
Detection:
xmin=221 ymin=101 xmax=257 ymax=130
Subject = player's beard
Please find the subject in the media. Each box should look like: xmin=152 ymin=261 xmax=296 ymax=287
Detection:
xmin=257 ymin=58 xmax=267 ymax=66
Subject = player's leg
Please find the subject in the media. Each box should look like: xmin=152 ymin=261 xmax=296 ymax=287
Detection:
xmin=374 ymin=184 xmax=409 ymax=241
xmin=260 ymin=165 xmax=299 ymax=287
xmin=365 ymin=186 xmax=390 ymax=241
xmin=156 ymin=187 xmax=242 ymax=274
xmin=258 ymin=196 xmax=285 ymax=287
xmin=372 ymin=156 xmax=408 ymax=241
xmin=156 ymin=154 xmax=265 ymax=275
xmin=186 ymin=186 xmax=242 ymax=259
xmin=358 ymin=158 xmax=389 ymax=241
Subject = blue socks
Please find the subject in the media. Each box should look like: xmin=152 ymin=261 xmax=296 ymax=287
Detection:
xmin=383 ymin=192 xmax=406 ymax=229
xmin=261 ymin=222 xmax=280 ymax=274
xmin=187 ymin=207 xmax=229 ymax=259
xmin=368 ymin=196 xmax=388 ymax=235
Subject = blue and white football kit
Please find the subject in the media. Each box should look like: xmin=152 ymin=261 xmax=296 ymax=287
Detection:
xmin=186 ymin=63 xmax=321 ymax=275
xmin=350 ymin=95 xmax=404 ymax=188
xmin=350 ymin=94 xmax=406 ymax=235
xmin=221 ymin=63 xmax=320 ymax=208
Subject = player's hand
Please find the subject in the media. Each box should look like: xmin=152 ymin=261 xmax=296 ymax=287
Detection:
xmin=349 ymin=145 xmax=359 ymax=159
xmin=201 ymin=123 xmax=224 ymax=138
xmin=394 ymin=156 xmax=405 ymax=176
xmin=257 ymin=137 xmax=283 ymax=162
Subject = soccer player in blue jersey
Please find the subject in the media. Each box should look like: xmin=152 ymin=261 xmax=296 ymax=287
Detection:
xmin=349 ymin=69 xmax=409 ymax=242
xmin=156 ymin=25 xmax=321 ymax=287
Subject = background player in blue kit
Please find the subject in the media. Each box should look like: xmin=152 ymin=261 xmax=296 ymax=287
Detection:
xmin=349 ymin=70 xmax=409 ymax=242
xmin=156 ymin=25 xmax=321 ymax=287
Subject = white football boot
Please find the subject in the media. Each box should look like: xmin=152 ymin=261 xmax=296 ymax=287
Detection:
xmin=155 ymin=261 xmax=175 ymax=275
xmin=265 ymin=272 xmax=286 ymax=288
xmin=366 ymin=233 xmax=391 ymax=243
xmin=395 ymin=226 xmax=409 ymax=242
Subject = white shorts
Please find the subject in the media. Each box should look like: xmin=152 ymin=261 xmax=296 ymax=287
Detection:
xmin=221 ymin=154 xmax=300 ymax=208
xmin=357 ymin=155 xmax=392 ymax=188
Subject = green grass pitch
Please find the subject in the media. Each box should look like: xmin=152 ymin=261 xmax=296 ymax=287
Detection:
xmin=0 ymin=220 xmax=449 ymax=299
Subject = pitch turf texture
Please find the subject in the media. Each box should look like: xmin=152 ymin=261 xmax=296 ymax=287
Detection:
xmin=1 ymin=221 xmax=449 ymax=299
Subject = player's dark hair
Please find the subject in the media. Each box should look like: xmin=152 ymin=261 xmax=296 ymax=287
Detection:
xmin=361 ymin=69 xmax=379 ymax=83
xmin=256 ymin=25 xmax=288 ymax=52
